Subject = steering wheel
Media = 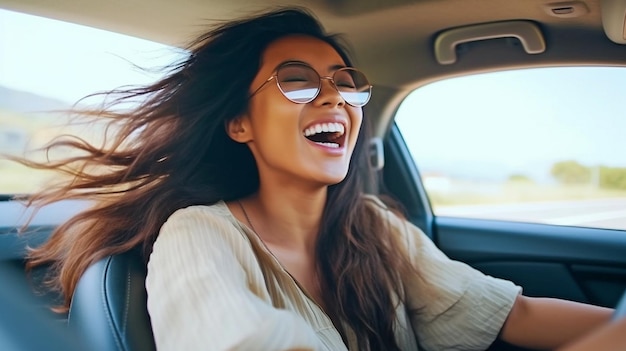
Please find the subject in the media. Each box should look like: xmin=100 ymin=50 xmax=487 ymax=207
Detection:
xmin=612 ymin=289 xmax=626 ymax=321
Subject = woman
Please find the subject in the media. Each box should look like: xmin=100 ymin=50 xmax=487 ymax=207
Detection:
xmin=18 ymin=7 xmax=621 ymax=351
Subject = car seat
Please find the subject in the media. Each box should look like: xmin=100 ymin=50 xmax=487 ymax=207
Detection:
xmin=67 ymin=250 xmax=156 ymax=351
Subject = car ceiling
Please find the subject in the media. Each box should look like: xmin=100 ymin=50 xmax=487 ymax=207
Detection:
xmin=1 ymin=0 xmax=624 ymax=132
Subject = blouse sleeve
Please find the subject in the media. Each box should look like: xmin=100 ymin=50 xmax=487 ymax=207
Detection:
xmin=374 ymin=199 xmax=522 ymax=351
xmin=145 ymin=206 xmax=324 ymax=351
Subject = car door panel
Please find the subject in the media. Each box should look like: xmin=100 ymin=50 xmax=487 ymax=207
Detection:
xmin=435 ymin=217 xmax=626 ymax=307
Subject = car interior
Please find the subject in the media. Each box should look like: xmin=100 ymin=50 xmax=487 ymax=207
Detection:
xmin=1 ymin=0 xmax=626 ymax=350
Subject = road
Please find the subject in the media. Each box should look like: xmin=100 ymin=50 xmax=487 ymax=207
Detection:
xmin=435 ymin=198 xmax=626 ymax=230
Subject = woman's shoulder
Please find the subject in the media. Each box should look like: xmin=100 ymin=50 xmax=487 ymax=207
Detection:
xmin=156 ymin=201 xmax=249 ymax=249
xmin=162 ymin=201 xmax=248 ymax=234
xmin=165 ymin=201 xmax=232 ymax=223
xmin=361 ymin=194 xmax=406 ymax=224
xmin=360 ymin=194 xmax=428 ymax=246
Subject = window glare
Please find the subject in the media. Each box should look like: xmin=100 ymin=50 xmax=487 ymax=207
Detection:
xmin=0 ymin=8 xmax=184 ymax=104
xmin=0 ymin=9 xmax=185 ymax=195
xmin=395 ymin=67 xmax=626 ymax=230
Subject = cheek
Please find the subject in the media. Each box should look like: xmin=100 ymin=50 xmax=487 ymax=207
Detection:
xmin=250 ymin=93 xmax=298 ymax=125
xmin=249 ymin=99 xmax=304 ymax=145
xmin=349 ymin=109 xmax=364 ymax=146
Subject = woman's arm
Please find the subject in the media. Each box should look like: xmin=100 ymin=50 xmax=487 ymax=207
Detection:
xmin=501 ymin=295 xmax=613 ymax=349
xmin=558 ymin=317 xmax=626 ymax=351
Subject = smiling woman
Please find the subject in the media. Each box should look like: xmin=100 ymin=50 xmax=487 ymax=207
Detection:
xmin=3 ymin=4 xmax=623 ymax=351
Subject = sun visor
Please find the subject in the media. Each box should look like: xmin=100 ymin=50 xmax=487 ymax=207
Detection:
xmin=602 ymin=0 xmax=626 ymax=44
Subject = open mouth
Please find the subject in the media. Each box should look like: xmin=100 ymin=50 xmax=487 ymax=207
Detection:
xmin=303 ymin=122 xmax=346 ymax=148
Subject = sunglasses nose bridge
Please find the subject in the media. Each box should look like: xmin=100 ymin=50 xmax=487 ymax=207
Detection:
xmin=316 ymin=76 xmax=345 ymax=102
xmin=319 ymin=76 xmax=341 ymax=93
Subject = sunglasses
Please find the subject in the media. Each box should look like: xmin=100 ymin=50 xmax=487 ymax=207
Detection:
xmin=250 ymin=62 xmax=372 ymax=107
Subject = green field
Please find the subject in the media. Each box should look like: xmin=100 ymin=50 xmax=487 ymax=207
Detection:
xmin=427 ymin=178 xmax=626 ymax=209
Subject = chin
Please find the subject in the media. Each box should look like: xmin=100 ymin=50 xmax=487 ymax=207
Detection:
xmin=318 ymin=171 xmax=350 ymax=186
xmin=305 ymin=163 xmax=351 ymax=187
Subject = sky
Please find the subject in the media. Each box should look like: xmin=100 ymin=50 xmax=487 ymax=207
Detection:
xmin=0 ymin=8 xmax=183 ymax=104
xmin=395 ymin=67 xmax=626 ymax=180
xmin=2 ymin=8 xmax=625 ymax=182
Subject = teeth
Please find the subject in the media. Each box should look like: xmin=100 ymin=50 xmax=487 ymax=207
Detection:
xmin=315 ymin=142 xmax=339 ymax=148
xmin=304 ymin=122 xmax=345 ymax=137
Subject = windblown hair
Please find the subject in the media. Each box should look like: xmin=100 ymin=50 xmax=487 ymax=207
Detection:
xmin=18 ymin=7 xmax=410 ymax=350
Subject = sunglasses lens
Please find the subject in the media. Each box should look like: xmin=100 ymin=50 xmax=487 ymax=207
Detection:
xmin=276 ymin=64 xmax=371 ymax=106
xmin=276 ymin=64 xmax=320 ymax=103
xmin=334 ymin=68 xmax=371 ymax=106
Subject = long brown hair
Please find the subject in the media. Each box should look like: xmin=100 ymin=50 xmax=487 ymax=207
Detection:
xmin=15 ymin=7 xmax=410 ymax=350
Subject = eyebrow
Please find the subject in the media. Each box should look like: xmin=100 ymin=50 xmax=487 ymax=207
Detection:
xmin=272 ymin=60 xmax=348 ymax=72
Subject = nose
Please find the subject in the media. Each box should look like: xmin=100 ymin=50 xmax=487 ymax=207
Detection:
xmin=314 ymin=77 xmax=345 ymax=107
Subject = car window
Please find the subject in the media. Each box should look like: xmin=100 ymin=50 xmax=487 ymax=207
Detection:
xmin=395 ymin=66 xmax=626 ymax=230
xmin=0 ymin=9 xmax=184 ymax=195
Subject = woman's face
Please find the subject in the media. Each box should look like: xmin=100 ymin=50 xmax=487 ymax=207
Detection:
xmin=238 ymin=35 xmax=364 ymax=188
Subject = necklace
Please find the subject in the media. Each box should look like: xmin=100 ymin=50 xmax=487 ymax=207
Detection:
xmin=237 ymin=200 xmax=287 ymax=271
xmin=236 ymin=200 xmax=327 ymax=312
xmin=238 ymin=200 xmax=259 ymax=235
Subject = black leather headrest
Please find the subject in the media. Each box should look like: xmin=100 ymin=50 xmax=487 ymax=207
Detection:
xmin=68 ymin=250 xmax=156 ymax=351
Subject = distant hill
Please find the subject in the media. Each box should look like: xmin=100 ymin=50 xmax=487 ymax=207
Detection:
xmin=0 ymin=85 xmax=70 ymax=114
xmin=0 ymin=86 xmax=75 ymax=153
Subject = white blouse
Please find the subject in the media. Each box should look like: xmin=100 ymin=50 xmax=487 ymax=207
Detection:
xmin=146 ymin=197 xmax=521 ymax=350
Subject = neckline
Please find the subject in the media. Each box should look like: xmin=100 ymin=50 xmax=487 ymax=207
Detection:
xmin=220 ymin=200 xmax=328 ymax=313
xmin=218 ymin=201 xmax=355 ymax=347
